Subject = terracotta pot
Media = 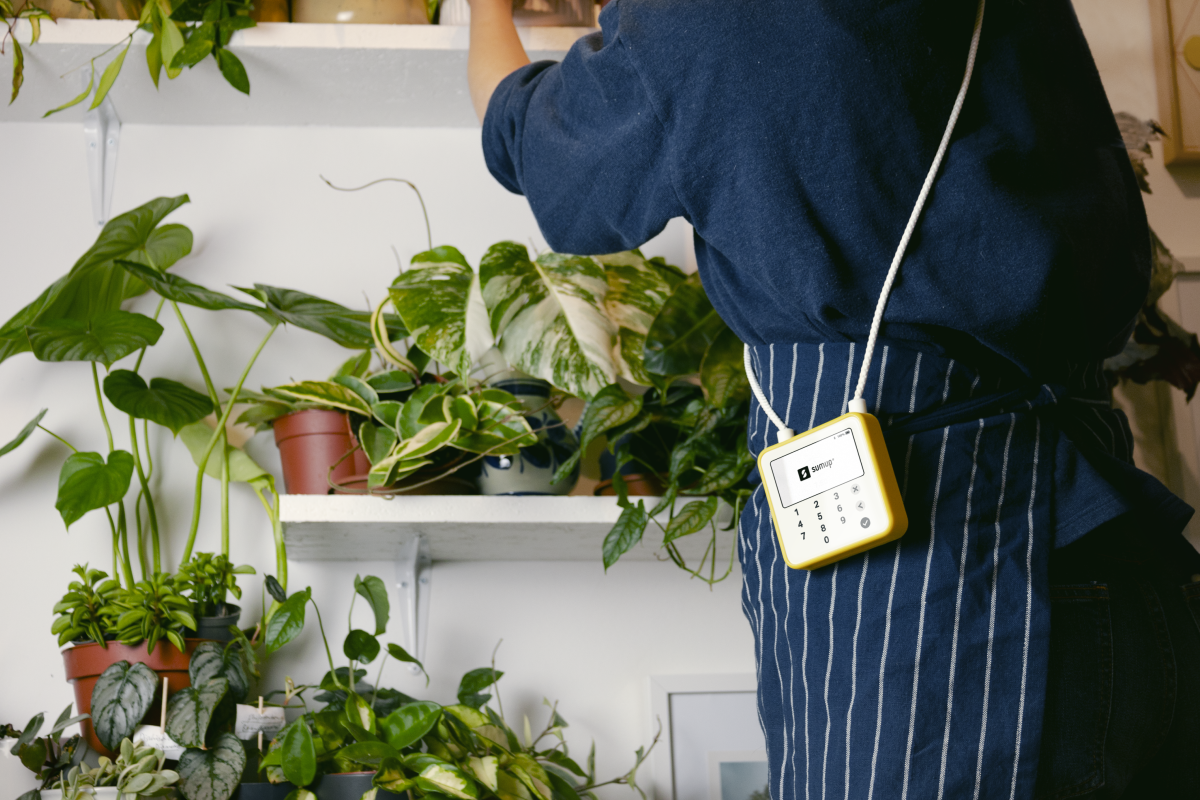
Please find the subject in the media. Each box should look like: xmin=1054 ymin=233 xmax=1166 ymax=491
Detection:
xmin=292 ymin=0 xmax=427 ymax=24
xmin=251 ymin=0 xmax=290 ymax=21
xmin=593 ymin=473 xmax=665 ymax=497
xmin=62 ymin=639 xmax=203 ymax=757
xmin=36 ymin=0 xmax=137 ymax=19
xmin=273 ymin=410 xmax=365 ymax=495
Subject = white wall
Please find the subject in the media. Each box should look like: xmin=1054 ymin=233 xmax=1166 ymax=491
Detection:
xmin=0 ymin=121 xmax=749 ymax=794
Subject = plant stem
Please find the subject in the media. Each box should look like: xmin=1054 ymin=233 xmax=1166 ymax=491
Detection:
xmin=171 ymin=302 xmax=220 ymax=406
xmin=105 ymin=507 xmax=121 ymax=587
xmin=129 ymin=415 xmax=161 ymax=570
xmin=311 ymin=600 xmax=342 ymax=690
xmin=221 ymin=433 xmax=230 ymax=558
xmin=252 ymin=482 xmax=286 ymax=592
xmin=372 ymin=655 xmax=388 ymax=709
xmin=181 ymin=323 xmax=279 ymax=563
xmin=134 ymin=298 xmax=166 ymax=373
xmin=117 ymin=501 xmax=135 ymax=587
xmin=91 ymin=363 xmax=114 ymax=453
xmin=134 ymin=489 xmax=148 ymax=580
xmin=37 ymin=425 xmax=77 ymax=453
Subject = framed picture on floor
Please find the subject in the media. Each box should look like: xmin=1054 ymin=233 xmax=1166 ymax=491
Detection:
xmin=649 ymin=674 xmax=767 ymax=800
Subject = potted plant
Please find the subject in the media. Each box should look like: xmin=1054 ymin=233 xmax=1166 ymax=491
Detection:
xmin=0 ymin=194 xmax=382 ymax=756
xmin=41 ymin=737 xmax=180 ymax=799
xmin=4 ymin=706 xmax=89 ymax=798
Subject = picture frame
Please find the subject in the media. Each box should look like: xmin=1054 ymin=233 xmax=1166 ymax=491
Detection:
xmin=648 ymin=674 xmax=767 ymax=800
xmin=1149 ymin=0 xmax=1200 ymax=164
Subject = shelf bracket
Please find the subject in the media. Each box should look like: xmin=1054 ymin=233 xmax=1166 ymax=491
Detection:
xmin=83 ymin=93 xmax=120 ymax=227
xmin=393 ymin=535 xmax=432 ymax=675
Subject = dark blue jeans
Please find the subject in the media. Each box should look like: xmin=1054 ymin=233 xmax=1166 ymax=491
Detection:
xmin=1037 ymin=518 xmax=1200 ymax=798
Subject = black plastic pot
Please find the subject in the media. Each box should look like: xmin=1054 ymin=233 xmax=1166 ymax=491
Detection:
xmin=236 ymin=774 xmax=403 ymax=800
xmin=195 ymin=604 xmax=241 ymax=642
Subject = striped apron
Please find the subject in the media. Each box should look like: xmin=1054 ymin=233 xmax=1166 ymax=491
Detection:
xmin=739 ymin=342 xmax=1187 ymax=800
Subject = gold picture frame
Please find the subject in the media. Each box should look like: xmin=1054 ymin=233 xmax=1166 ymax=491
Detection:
xmin=1150 ymin=0 xmax=1200 ymax=164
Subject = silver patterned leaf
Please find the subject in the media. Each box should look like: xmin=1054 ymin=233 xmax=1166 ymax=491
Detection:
xmin=165 ymin=677 xmax=228 ymax=748
xmin=91 ymin=660 xmax=158 ymax=751
xmin=177 ymin=731 xmax=245 ymax=800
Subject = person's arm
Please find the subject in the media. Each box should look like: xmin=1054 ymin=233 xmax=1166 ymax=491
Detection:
xmin=468 ymin=0 xmax=530 ymax=123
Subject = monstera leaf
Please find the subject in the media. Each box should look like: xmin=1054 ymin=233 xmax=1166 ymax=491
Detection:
xmin=389 ymin=247 xmax=493 ymax=378
xmin=91 ymin=661 xmax=158 ymax=751
xmin=0 ymin=195 xmax=190 ymax=365
xmin=177 ymin=732 xmax=245 ymax=800
xmin=480 ymin=243 xmax=616 ymax=399
xmin=596 ymin=251 xmax=678 ymax=385
xmin=103 ymin=370 xmax=214 ymax=434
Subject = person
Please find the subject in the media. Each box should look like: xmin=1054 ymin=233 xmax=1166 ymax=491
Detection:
xmin=464 ymin=0 xmax=1200 ymax=796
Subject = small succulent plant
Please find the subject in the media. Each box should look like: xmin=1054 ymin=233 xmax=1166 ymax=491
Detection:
xmin=53 ymin=738 xmax=179 ymax=799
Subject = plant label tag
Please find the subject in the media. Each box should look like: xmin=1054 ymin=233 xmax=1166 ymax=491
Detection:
xmin=758 ymin=411 xmax=907 ymax=570
xmin=133 ymin=725 xmax=185 ymax=760
xmin=234 ymin=705 xmax=286 ymax=741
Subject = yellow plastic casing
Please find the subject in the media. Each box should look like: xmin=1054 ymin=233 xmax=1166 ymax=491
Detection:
xmin=757 ymin=411 xmax=907 ymax=570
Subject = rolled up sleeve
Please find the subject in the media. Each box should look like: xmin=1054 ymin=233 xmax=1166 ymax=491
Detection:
xmin=482 ymin=4 xmax=684 ymax=254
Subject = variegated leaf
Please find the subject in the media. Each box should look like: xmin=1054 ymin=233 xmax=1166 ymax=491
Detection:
xmin=480 ymin=243 xmax=615 ymax=399
xmin=390 ymin=247 xmax=493 ymax=378
xmin=596 ymin=252 xmax=679 ymax=385
xmin=269 ymin=380 xmax=372 ymax=417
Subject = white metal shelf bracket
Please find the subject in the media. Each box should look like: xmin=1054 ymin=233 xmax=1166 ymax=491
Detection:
xmin=394 ymin=535 xmax=432 ymax=675
xmin=83 ymin=92 xmax=120 ymax=227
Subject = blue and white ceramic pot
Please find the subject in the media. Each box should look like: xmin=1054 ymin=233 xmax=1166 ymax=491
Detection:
xmin=477 ymin=376 xmax=580 ymax=495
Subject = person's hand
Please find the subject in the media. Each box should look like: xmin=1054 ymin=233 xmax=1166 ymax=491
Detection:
xmin=467 ymin=0 xmax=531 ymax=123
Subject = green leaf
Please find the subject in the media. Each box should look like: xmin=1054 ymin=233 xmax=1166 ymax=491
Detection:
xmin=179 ymin=421 xmax=269 ymax=483
xmin=596 ymin=251 xmax=679 ymax=384
xmin=268 ymin=380 xmax=372 ymax=417
xmin=389 ymin=248 xmax=492 ymax=378
xmin=265 ymin=588 xmax=310 ymax=653
xmin=56 ymin=451 xmax=135 ymax=529
xmin=343 ymin=629 xmax=381 ymax=664
xmin=354 ymin=574 xmax=390 ymax=635
xmin=281 ymin=719 xmax=317 ymax=787
xmin=177 ymin=732 xmax=245 ymax=800
xmin=188 ymin=640 xmax=250 ymax=703
xmin=687 ymin=452 xmax=751 ymax=496
xmin=334 ymin=350 xmax=372 ymax=379
xmin=380 ymin=701 xmax=442 ymax=750
xmin=457 ymin=668 xmax=503 ymax=709
xmin=43 ymin=60 xmax=94 ymax=117
xmin=332 ymin=374 xmax=379 ymax=406
xmin=663 ymin=496 xmax=719 ymax=543
xmin=91 ymin=660 xmax=157 ymax=751
xmin=103 ymin=370 xmax=213 ymax=435
xmin=265 ymin=575 xmax=287 ymax=603
xmin=553 ymin=384 xmax=641 ymax=485
xmin=27 ymin=310 xmax=163 ymax=367
xmin=643 ymin=274 xmax=726 ymax=377
xmin=0 ymin=195 xmax=188 ymax=364
xmin=602 ymin=501 xmax=648 ymax=570
xmin=368 ymin=370 xmax=416 ymax=394
xmin=10 ymin=37 xmax=23 ymax=105
xmin=159 ymin=1 xmax=185 ymax=79
xmin=340 ymin=740 xmax=400 ymax=767
xmin=15 ymin=713 xmax=43 ymax=750
xmin=236 ymin=401 xmax=292 ymax=429
xmin=479 ymin=243 xmax=615 ymax=399
xmin=121 ymin=224 xmax=194 ymax=272
xmin=165 ymin=677 xmax=228 ymax=748
xmin=170 ymin=22 xmax=214 ymax=69
xmin=389 ymin=418 xmax=462 ymax=462
xmin=700 ymin=325 xmax=749 ymax=407
xmin=385 ymin=643 xmax=428 ymax=681
xmin=89 ymin=40 xmax=129 ymax=111
xmin=215 ymin=48 xmax=250 ymax=94
xmin=0 ymin=408 xmax=46 ymax=458
xmin=359 ymin=421 xmax=397 ymax=464
xmin=403 ymin=753 xmax=479 ymax=799
xmin=49 ymin=704 xmax=88 ymax=739
xmin=375 ymin=756 xmax=418 ymax=792
xmin=115 ymin=260 xmax=274 ymax=323
xmin=146 ymin=28 xmax=162 ymax=89
xmin=238 ymin=284 xmax=400 ymax=349
xmin=17 ymin=738 xmax=45 ymax=774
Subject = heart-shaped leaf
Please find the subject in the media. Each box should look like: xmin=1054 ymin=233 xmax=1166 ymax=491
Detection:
xmin=390 ymin=247 xmax=492 ymax=378
xmin=177 ymin=731 xmax=245 ymax=800
xmin=265 ymin=588 xmax=310 ymax=653
xmin=281 ymin=718 xmax=317 ymax=787
xmin=179 ymin=421 xmax=269 ymax=484
xmin=343 ymin=629 xmax=381 ymax=664
xmin=643 ymin=274 xmax=727 ymax=377
xmin=103 ymin=370 xmax=214 ymax=434
xmin=188 ymin=641 xmax=250 ymax=703
xmin=457 ymin=668 xmax=504 ymax=709
xmin=602 ymin=501 xmax=648 ymax=570
xmin=663 ymin=496 xmax=719 ymax=543
xmin=165 ymin=677 xmax=228 ymax=748
xmin=354 ymin=574 xmax=389 ymax=635
xmin=56 ymin=451 xmax=135 ymax=528
xmin=268 ymin=381 xmax=372 ymax=417
xmin=480 ymin=243 xmax=615 ymax=399
xmin=27 ymin=310 xmax=164 ymax=367
xmin=0 ymin=408 xmax=46 ymax=458
xmin=116 ymin=260 xmax=275 ymax=324
xmin=91 ymin=661 xmax=157 ymax=751
xmin=358 ymin=421 xmax=397 ymax=465
xmin=700 ymin=325 xmax=749 ymax=408
xmin=117 ymin=223 xmax=194 ymax=272
xmin=380 ymin=701 xmax=442 ymax=751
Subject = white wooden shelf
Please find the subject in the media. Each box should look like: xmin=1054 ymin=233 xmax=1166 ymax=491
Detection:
xmin=0 ymin=20 xmax=593 ymax=127
xmin=280 ymin=494 xmax=737 ymax=562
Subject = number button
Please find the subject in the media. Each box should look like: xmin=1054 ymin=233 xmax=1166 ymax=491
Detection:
xmin=840 ymin=516 xmax=846 ymax=524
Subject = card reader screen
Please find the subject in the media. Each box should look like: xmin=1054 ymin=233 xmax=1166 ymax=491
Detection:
xmin=769 ymin=427 xmax=866 ymax=508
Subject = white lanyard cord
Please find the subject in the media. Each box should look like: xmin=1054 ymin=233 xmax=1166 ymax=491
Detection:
xmin=746 ymin=0 xmax=987 ymax=444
